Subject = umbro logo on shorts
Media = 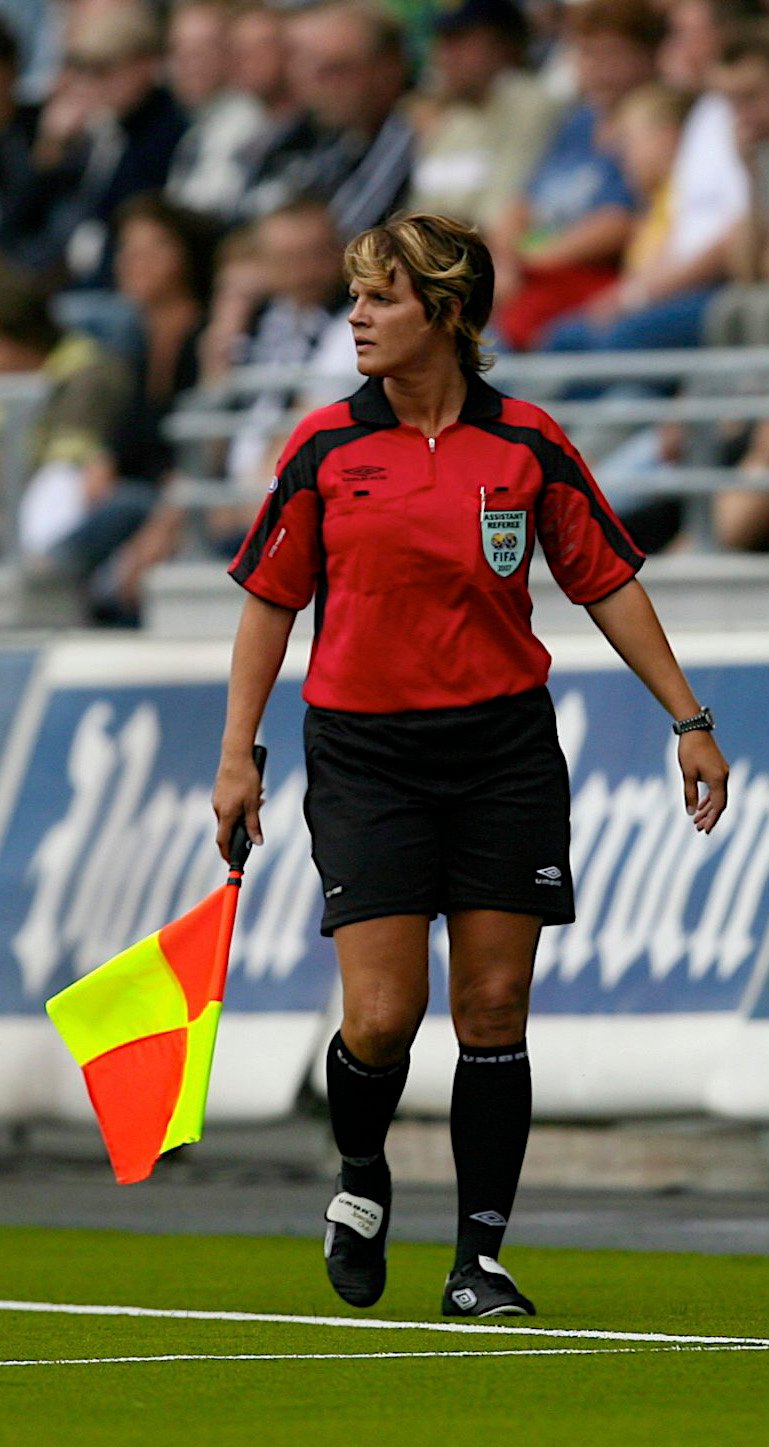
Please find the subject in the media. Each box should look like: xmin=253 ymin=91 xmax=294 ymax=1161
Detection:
xmin=469 ymin=1210 xmax=508 ymax=1228
xmin=535 ymin=865 xmax=562 ymax=886
xmin=324 ymin=884 xmax=344 ymax=898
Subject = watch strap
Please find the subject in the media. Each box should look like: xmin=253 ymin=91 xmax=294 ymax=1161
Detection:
xmin=672 ymin=706 xmax=715 ymax=736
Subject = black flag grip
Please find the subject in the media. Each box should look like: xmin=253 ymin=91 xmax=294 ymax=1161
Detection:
xmin=228 ymin=744 xmax=267 ymax=871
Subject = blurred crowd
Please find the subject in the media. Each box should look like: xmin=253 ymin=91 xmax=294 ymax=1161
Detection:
xmin=2 ymin=0 xmax=769 ymax=623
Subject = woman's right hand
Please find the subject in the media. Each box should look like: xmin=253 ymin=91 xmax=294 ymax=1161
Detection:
xmin=213 ymin=752 xmax=264 ymax=862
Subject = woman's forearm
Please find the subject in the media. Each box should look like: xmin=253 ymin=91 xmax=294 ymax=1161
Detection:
xmin=220 ymin=593 xmax=296 ymax=757
xmin=586 ymin=579 xmax=699 ymax=717
xmin=586 ymin=580 xmax=728 ymax=832
xmin=214 ymin=593 xmax=296 ymax=855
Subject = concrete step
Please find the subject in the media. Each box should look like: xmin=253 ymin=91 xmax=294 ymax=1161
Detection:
xmin=141 ymin=554 xmax=769 ymax=640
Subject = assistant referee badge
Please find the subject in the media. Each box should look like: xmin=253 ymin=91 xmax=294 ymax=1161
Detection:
xmin=480 ymin=508 xmax=527 ymax=577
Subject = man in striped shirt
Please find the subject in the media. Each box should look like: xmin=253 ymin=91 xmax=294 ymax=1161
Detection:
xmin=232 ymin=1 xmax=413 ymax=241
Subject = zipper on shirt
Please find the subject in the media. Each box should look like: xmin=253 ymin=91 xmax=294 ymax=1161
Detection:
xmin=428 ymin=434 xmax=436 ymax=484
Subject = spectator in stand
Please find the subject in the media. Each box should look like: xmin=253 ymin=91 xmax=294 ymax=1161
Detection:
xmin=489 ymin=0 xmax=664 ymax=352
xmin=712 ymin=28 xmax=769 ymax=298
xmin=549 ymin=84 xmax=697 ymax=528
xmin=531 ymin=3 xmax=763 ymax=353
xmin=232 ymin=0 xmax=413 ymax=242
xmin=523 ymin=0 xmax=577 ymax=98
xmin=705 ymin=27 xmax=769 ymax=550
xmin=613 ymin=82 xmax=696 ymax=292
xmin=658 ymin=0 xmax=766 ymax=92
xmin=0 ymin=16 xmax=43 ymax=265
xmin=97 ymin=197 xmax=354 ymax=623
xmin=538 ymin=73 xmax=723 ymax=352
xmin=585 ymin=7 xmax=767 ymax=551
xmin=0 ymin=0 xmax=62 ymax=104
xmin=226 ymin=1 xmax=296 ymax=131
xmin=165 ymin=1 xmax=292 ymax=219
xmin=407 ymin=0 xmax=562 ymax=232
xmin=22 ymin=2 xmax=188 ymax=285
xmin=33 ymin=191 xmax=219 ymax=610
xmin=0 ymin=266 xmax=132 ymax=560
xmin=222 ymin=200 xmax=349 ymax=490
xmin=639 ymin=3 xmax=760 ymax=286
xmin=196 ymin=222 xmax=270 ymax=384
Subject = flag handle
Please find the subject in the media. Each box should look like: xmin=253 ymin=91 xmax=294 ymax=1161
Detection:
xmin=213 ymin=744 xmax=267 ymax=998
xmin=227 ymin=744 xmax=267 ymax=873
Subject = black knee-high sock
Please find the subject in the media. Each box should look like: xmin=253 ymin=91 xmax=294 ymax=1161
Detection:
xmin=326 ymin=1031 xmax=409 ymax=1200
xmin=450 ymin=1039 xmax=531 ymax=1270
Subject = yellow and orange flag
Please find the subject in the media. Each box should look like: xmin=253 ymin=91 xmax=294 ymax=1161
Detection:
xmin=45 ymin=748 xmax=264 ymax=1185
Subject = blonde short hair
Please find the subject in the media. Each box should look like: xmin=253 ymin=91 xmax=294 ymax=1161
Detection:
xmin=344 ymin=213 xmax=495 ymax=373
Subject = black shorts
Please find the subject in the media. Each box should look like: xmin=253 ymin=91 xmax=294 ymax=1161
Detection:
xmin=303 ymin=688 xmax=575 ymax=936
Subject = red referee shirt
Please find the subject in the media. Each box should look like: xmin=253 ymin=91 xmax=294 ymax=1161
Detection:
xmin=230 ymin=371 xmax=644 ymax=712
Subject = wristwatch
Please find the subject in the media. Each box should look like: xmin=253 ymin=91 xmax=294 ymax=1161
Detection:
xmin=672 ymin=706 xmax=715 ymax=736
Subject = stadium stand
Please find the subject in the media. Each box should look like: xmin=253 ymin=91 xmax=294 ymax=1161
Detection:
xmin=5 ymin=346 xmax=769 ymax=635
xmin=0 ymin=0 xmax=769 ymax=631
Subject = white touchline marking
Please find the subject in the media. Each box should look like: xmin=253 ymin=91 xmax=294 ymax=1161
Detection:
xmin=0 ymin=1349 xmax=642 ymax=1368
xmin=0 ymin=1345 xmax=767 ymax=1370
xmin=1 ymin=1302 xmax=768 ymax=1350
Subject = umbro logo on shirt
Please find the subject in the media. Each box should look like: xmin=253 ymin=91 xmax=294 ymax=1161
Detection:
xmin=342 ymin=465 xmax=388 ymax=480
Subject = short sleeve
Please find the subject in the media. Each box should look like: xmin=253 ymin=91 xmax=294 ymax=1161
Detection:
xmin=534 ymin=415 xmax=645 ymax=605
xmin=229 ymin=417 xmax=321 ymax=611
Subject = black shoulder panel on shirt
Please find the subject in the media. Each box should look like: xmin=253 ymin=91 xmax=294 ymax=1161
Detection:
xmin=230 ymin=420 xmax=373 ymax=583
xmin=473 ymin=418 xmax=642 ymax=568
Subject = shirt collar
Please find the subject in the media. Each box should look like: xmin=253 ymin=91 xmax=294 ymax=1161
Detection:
xmin=349 ymin=370 xmax=504 ymax=429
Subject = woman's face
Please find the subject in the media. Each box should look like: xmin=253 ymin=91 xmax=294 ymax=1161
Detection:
xmin=115 ymin=217 xmax=191 ymax=307
xmin=348 ymin=263 xmax=450 ymax=377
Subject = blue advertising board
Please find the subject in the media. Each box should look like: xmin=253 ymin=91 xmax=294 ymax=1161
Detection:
xmin=0 ymin=645 xmax=764 ymax=1030
xmin=0 ymin=650 xmax=337 ymax=1019
xmin=0 ymin=638 xmax=767 ymax=1048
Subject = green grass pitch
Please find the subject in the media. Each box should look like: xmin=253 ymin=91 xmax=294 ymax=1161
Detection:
xmin=1 ymin=1227 xmax=768 ymax=1445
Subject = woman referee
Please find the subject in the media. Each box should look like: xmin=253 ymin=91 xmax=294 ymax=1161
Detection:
xmin=213 ymin=214 xmax=729 ymax=1318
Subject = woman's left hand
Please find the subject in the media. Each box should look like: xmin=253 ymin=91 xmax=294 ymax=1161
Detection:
xmin=678 ymin=731 xmax=729 ymax=833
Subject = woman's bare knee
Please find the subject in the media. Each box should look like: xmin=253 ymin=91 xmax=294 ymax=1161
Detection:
xmin=451 ymin=982 xmax=530 ymax=1045
xmin=341 ymin=1005 xmax=423 ymax=1066
xmin=335 ymin=914 xmax=429 ymax=1066
xmin=448 ymin=910 xmax=540 ymax=1044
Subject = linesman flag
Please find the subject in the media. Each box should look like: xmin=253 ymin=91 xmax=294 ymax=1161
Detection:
xmin=45 ymin=746 xmax=266 ymax=1185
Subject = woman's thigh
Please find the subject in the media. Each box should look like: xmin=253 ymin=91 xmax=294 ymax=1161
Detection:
xmin=448 ymin=909 xmax=542 ymax=1044
xmin=334 ymin=914 xmax=431 ymax=1063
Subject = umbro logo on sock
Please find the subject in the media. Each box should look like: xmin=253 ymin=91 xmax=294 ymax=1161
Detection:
xmin=469 ymin=1210 xmax=508 ymax=1228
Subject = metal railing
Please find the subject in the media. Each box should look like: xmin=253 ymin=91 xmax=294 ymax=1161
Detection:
xmin=3 ymin=349 xmax=769 ymax=562
xmin=162 ymin=347 xmax=769 ymax=548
